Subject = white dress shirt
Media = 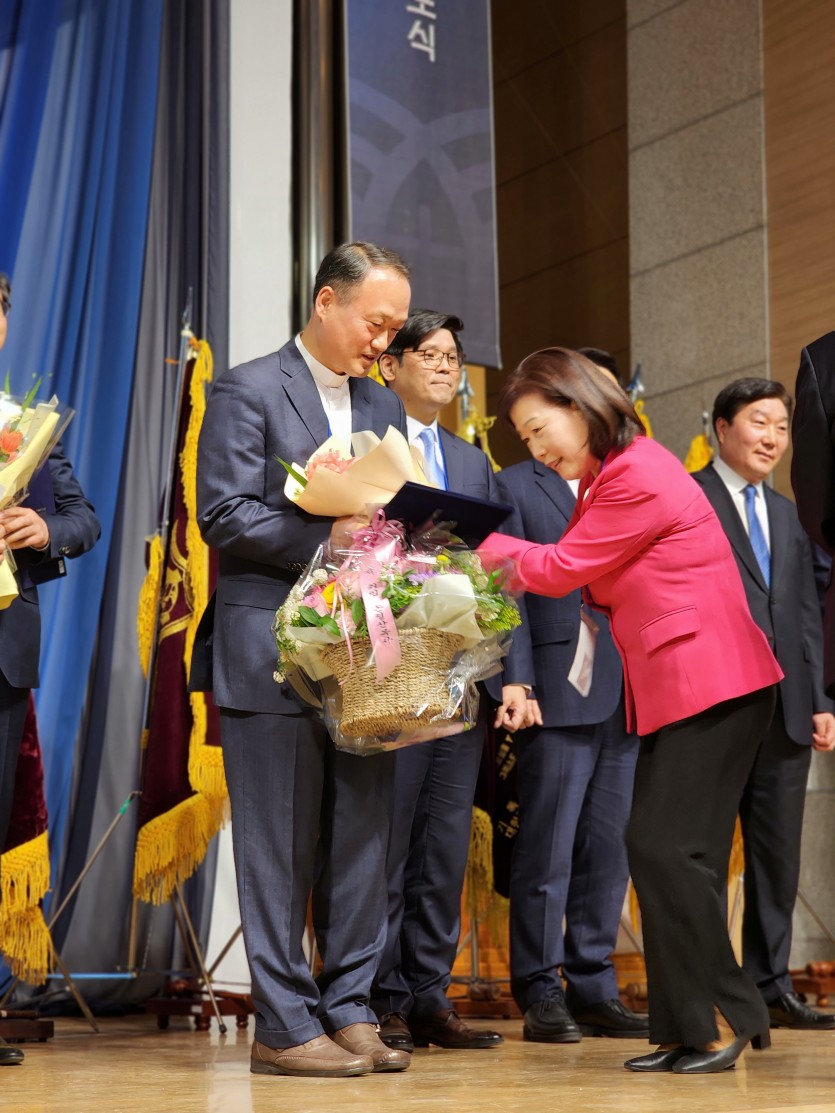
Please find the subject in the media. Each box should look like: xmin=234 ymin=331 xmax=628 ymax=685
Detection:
xmin=711 ymin=454 xmax=771 ymax=551
xmin=295 ymin=333 xmax=352 ymax=446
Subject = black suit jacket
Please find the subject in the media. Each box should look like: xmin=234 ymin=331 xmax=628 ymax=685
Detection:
xmin=195 ymin=339 xmax=407 ymax=713
xmin=792 ymin=331 xmax=835 ymax=696
xmin=495 ymin=460 xmax=623 ymax=728
xmin=0 ymin=443 xmax=100 ymax=690
xmin=692 ymin=463 xmax=832 ymax=744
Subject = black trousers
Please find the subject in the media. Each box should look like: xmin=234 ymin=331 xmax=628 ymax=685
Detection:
xmin=626 ymin=686 xmax=777 ymax=1048
xmin=740 ymin=699 xmax=812 ymax=1001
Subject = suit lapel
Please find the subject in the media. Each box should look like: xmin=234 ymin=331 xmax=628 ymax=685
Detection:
xmin=280 ymin=341 xmax=329 ymax=446
xmin=439 ymin=428 xmax=464 ymax=492
xmin=764 ymin=484 xmax=785 ymax=592
xmin=701 ymin=465 xmax=768 ymax=592
xmin=533 ymin=460 xmax=576 ymax=523
xmin=350 ymin=376 xmax=393 ymax=440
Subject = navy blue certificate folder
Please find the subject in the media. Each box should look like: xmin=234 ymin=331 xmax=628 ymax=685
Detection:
xmin=383 ymin=481 xmax=513 ymax=548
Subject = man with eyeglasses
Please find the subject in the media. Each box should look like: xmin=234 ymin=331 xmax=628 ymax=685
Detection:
xmin=371 ymin=309 xmax=533 ymax=1052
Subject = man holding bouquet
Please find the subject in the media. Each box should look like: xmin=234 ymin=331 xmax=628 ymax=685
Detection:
xmin=372 ymin=309 xmax=531 ymax=1051
xmin=0 ymin=272 xmax=100 ymax=1065
xmin=196 ymin=243 xmax=413 ymax=1077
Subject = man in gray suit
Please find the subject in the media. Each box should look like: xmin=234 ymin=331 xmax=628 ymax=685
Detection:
xmin=196 ymin=243 xmax=412 ymax=1077
xmin=693 ymin=377 xmax=835 ymax=1031
xmin=372 ymin=309 xmax=528 ymax=1052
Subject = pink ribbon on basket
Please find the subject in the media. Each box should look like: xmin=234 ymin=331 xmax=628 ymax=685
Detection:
xmin=348 ymin=510 xmax=405 ymax=683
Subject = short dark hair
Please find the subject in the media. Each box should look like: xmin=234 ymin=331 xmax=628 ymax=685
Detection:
xmin=499 ymin=347 xmax=644 ymax=460
xmin=0 ymin=273 xmax=10 ymax=315
xmin=312 ymin=242 xmax=410 ymax=304
xmin=578 ymin=346 xmax=620 ymax=383
xmin=711 ymin=378 xmax=793 ymax=433
xmin=383 ymin=308 xmax=464 ymax=362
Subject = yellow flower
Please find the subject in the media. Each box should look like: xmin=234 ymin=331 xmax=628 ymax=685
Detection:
xmin=321 ymin=582 xmax=336 ymax=607
xmin=436 ymin=554 xmax=449 ymax=564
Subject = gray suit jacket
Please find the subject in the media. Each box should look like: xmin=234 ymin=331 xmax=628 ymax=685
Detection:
xmin=195 ymin=339 xmax=406 ymax=713
xmin=692 ymin=463 xmax=833 ymax=744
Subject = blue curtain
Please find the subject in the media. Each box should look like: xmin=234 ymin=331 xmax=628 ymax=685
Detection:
xmin=0 ymin=0 xmax=163 ymax=878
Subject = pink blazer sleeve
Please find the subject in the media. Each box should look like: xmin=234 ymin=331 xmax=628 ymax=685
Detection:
xmin=480 ymin=449 xmax=691 ymax=597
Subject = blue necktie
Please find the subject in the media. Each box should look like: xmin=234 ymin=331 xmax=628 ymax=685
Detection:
xmin=418 ymin=427 xmax=446 ymax=490
xmin=744 ymin=484 xmax=771 ymax=588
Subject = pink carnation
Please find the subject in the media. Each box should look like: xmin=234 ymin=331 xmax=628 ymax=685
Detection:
xmin=306 ymin=449 xmax=354 ymax=479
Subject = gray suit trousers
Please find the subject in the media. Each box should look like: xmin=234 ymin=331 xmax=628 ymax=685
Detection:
xmin=220 ymin=707 xmax=395 ymax=1048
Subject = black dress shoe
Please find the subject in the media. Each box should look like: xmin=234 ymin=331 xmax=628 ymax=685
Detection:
xmin=572 ymin=998 xmax=650 ymax=1039
xmin=409 ymin=1009 xmax=503 ymax=1049
xmin=672 ymin=1030 xmax=769 ymax=1075
xmin=523 ymin=990 xmax=582 ymax=1043
xmin=624 ymin=1047 xmax=692 ymax=1072
xmin=0 ymin=1037 xmax=23 ymax=1066
xmin=377 ymin=1012 xmax=414 ymax=1052
xmin=768 ymin=991 xmax=835 ymax=1030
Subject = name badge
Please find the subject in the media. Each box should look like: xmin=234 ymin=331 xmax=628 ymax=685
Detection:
xmin=568 ymin=607 xmax=599 ymax=697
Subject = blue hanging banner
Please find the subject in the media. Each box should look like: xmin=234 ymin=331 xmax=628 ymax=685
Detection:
xmin=345 ymin=0 xmax=501 ymax=368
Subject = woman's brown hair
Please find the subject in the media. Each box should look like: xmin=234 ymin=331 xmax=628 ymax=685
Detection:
xmin=498 ymin=347 xmax=645 ymax=460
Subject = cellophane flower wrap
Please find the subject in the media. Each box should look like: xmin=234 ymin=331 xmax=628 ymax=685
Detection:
xmin=0 ymin=387 xmax=73 ymax=609
xmin=278 ymin=425 xmax=435 ymax=515
xmin=272 ymin=513 xmax=521 ymax=754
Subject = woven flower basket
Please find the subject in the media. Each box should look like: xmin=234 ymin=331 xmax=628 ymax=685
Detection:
xmin=320 ymin=629 xmax=465 ymax=738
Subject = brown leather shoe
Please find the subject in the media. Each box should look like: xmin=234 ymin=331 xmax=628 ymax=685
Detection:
xmin=250 ymin=1035 xmax=373 ymax=1077
xmin=378 ymin=1012 xmax=415 ymax=1052
xmin=410 ymin=1009 xmax=504 ymax=1049
xmin=332 ymin=1022 xmax=411 ymax=1072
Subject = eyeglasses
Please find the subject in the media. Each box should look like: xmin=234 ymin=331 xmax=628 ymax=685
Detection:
xmin=0 ymin=298 xmax=9 ymax=317
xmin=407 ymin=348 xmax=465 ymax=370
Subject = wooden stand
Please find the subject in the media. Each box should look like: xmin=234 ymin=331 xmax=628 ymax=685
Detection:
xmin=145 ymin=979 xmax=253 ymax=1031
xmin=0 ymin=1011 xmax=54 ymax=1043
xmin=790 ymin=962 xmax=835 ymax=1007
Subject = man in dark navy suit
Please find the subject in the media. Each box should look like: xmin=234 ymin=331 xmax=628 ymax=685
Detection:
xmin=693 ymin=377 xmax=835 ymax=1031
xmin=496 ymin=439 xmax=647 ymax=1043
xmin=0 ymin=272 xmax=100 ymax=1066
xmin=372 ymin=309 xmax=529 ymax=1052
xmin=196 ymin=244 xmax=413 ymax=1077
xmin=793 ymin=333 xmax=835 ymax=699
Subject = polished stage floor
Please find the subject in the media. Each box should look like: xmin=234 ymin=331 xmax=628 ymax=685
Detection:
xmin=4 ymin=1016 xmax=834 ymax=1113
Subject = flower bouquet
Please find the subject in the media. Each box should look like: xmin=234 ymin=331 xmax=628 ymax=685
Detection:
xmin=0 ymin=382 xmax=73 ymax=609
xmin=272 ymin=514 xmax=521 ymax=753
xmin=278 ymin=425 xmax=433 ymax=517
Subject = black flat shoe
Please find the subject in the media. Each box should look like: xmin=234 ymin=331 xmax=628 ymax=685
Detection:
xmin=0 ymin=1037 xmax=23 ymax=1066
xmin=624 ymin=1047 xmax=692 ymax=1072
xmin=672 ymin=1031 xmax=769 ymax=1075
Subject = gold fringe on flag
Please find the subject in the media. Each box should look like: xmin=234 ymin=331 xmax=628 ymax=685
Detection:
xmin=179 ymin=339 xmax=228 ymax=811
xmin=458 ymin=410 xmax=502 ymax=474
xmin=634 ymin=399 xmax=654 ymax=438
xmin=132 ymin=338 xmax=229 ymax=906
xmin=137 ymin=532 xmax=164 ymax=678
xmin=0 ymin=831 xmax=52 ymax=984
xmin=684 ymin=432 xmax=713 ymax=473
xmin=132 ymin=793 xmax=227 ymax=905
xmin=465 ymin=806 xmax=509 ymax=951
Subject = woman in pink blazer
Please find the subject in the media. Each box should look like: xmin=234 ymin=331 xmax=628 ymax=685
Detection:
xmin=480 ymin=348 xmax=782 ymax=1075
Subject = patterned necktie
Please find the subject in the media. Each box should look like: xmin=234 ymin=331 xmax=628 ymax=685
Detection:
xmin=418 ymin=427 xmax=446 ymax=489
xmin=743 ymin=484 xmax=771 ymax=588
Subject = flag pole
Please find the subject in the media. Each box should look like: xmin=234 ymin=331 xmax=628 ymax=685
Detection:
xmin=127 ymin=293 xmax=195 ymax=970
